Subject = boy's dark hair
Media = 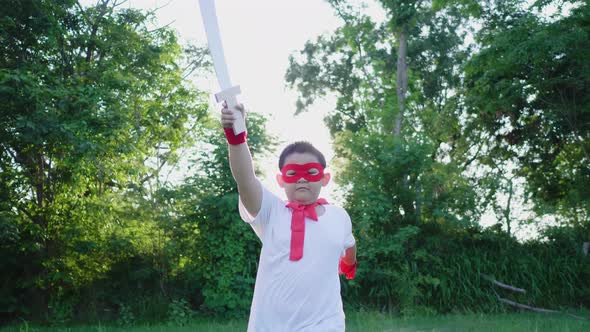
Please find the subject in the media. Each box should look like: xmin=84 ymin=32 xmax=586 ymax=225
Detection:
xmin=278 ymin=141 xmax=326 ymax=170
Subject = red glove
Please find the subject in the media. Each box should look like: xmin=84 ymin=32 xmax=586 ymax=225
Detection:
xmin=224 ymin=127 xmax=247 ymax=145
xmin=339 ymin=259 xmax=357 ymax=280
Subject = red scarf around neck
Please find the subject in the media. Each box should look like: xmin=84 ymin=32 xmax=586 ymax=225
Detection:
xmin=286 ymin=198 xmax=329 ymax=261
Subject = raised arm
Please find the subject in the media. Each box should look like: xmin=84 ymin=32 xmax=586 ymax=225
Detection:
xmin=221 ymin=104 xmax=262 ymax=217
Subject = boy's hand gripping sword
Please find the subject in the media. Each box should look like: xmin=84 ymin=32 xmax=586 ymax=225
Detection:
xmin=198 ymin=0 xmax=246 ymax=134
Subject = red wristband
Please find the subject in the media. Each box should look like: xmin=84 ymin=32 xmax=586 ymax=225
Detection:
xmin=339 ymin=259 xmax=357 ymax=280
xmin=224 ymin=127 xmax=247 ymax=145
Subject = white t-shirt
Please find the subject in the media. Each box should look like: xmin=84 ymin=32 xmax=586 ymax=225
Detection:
xmin=239 ymin=186 xmax=356 ymax=332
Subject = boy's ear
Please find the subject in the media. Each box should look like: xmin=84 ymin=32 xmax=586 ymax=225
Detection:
xmin=276 ymin=173 xmax=285 ymax=188
xmin=321 ymin=172 xmax=331 ymax=186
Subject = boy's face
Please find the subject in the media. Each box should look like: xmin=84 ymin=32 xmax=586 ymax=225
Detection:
xmin=276 ymin=152 xmax=330 ymax=204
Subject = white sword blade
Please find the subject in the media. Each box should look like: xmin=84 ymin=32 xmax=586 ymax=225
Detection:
xmin=199 ymin=0 xmax=232 ymax=90
xmin=198 ymin=0 xmax=245 ymax=135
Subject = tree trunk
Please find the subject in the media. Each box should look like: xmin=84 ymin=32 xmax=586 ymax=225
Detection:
xmin=393 ymin=28 xmax=417 ymax=222
xmin=504 ymin=179 xmax=513 ymax=236
xmin=394 ymin=29 xmax=408 ymax=137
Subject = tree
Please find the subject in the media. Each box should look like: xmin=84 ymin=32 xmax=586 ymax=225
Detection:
xmin=464 ymin=1 xmax=590 ymax=225
xmin=0 ymin=0 xmax=208 ymax=318
xmin=286 ymin=0 xmax=482 ymax=223
xmin=163 ymin=112 xmax=275 ymax=315
xmin=286 ymin=0 xmax=483 ymax=310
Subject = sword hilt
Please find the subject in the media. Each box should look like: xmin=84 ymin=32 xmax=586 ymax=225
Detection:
xmin=215 ymin=85 xmax=245 ymax=135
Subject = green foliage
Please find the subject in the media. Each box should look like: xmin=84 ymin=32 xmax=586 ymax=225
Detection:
xmin=173 ymin=113 xmax=275 ymax=316
xmin=167 ymin=299 xmax=193 ymax=326
xmin=117 ymin=304 xmax=135 ymax=327
xmin=336 ymin=130 xmax=479 ymax=228
xmin=464 ymin=2 xmax=590 ymax=221
xmin=46 ymin=295 xmax=74 ymax=326
xmin=343 ymin=221 xmax=590 ymax=313
xmin=0 ymin=0 xmax=208 ymax=322
xmin=286 ymin=12 xmax=391 ymax=133
xmin=334 ymin=129 xmax=482 ymax=313
xmin=290 ymin=0 xmax=589 ymax=316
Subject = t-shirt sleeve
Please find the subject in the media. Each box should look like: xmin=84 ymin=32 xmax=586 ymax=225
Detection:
xmin=238 ymin=185 xmax=284 ymax=241
xmin=343 ymin=210 xmax=356 ymax=250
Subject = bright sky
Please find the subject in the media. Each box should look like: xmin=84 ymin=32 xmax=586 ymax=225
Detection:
xmin=117 ymin=0 xmax=352 ymax=201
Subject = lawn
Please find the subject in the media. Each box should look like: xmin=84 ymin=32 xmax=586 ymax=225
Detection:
xmin=2 ymin=311 xmax=588 ymax=332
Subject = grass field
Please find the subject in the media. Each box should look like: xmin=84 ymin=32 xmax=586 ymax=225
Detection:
xmin=2 ymin=310 xmax=589 ymax=332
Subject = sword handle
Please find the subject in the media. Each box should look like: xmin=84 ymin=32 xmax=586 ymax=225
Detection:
xmin=215 ymin=85 xmax=245 ymax=135
xmin=225 ymin=96 xmax=246 ymax=135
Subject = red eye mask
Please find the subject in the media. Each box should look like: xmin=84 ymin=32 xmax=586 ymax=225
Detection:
xmin=280 ymin=163 xmax=325 ymax=183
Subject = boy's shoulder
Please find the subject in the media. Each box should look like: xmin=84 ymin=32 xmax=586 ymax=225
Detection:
xmin=326 ymin=204 xmax=351 ymax=220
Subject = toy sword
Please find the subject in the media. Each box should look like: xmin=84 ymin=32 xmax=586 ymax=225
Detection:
xmin=198 ymin=0 xmax=246 ymax=134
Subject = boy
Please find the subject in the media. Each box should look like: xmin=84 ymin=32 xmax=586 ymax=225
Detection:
xmin=221 ymin=104 xmax=357 ymax=332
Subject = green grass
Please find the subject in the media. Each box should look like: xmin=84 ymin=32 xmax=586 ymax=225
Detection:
xmin=2 ymin=311 xmax=588 ymax=332
xmin=346 ymin=310 xmax=589 ymax=331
